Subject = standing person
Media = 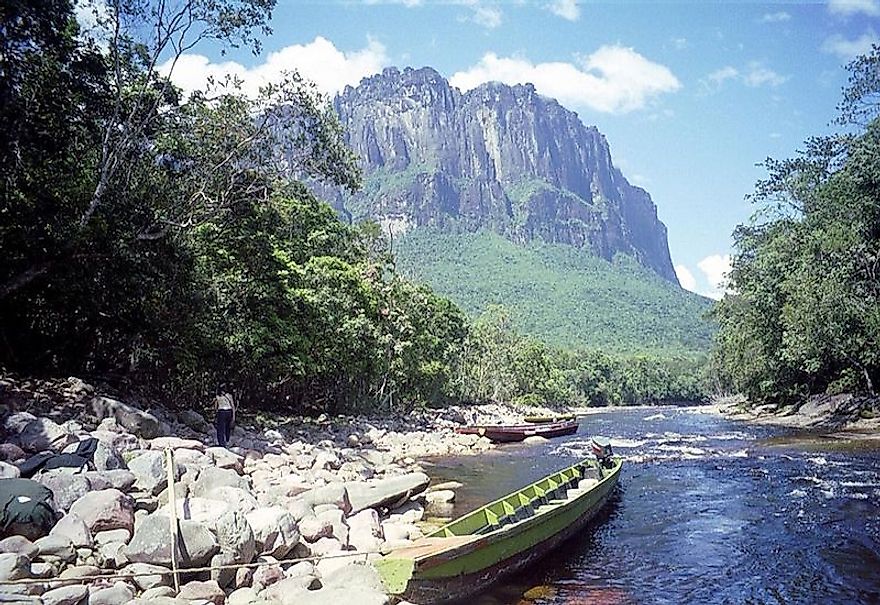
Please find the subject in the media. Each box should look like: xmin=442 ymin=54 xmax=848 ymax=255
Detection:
xmin=214 ymin=388 xmax=235 ymax=448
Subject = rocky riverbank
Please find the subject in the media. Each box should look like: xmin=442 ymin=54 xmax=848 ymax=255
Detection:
xmin=717 ymin=393 xmax=880 ymax=437
xmin=0 ymin=375 xmax=560 ymax=605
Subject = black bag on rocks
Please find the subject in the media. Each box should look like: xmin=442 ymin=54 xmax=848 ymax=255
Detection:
xmin=0 ymin=478 xmax=57 ymax=541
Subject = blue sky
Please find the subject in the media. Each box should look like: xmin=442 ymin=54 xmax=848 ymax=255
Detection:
xmin=166 ymin=0 xmax=879 ymax=298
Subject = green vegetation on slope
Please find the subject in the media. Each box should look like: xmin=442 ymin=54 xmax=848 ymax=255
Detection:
xmin=711 ymin=49 xmax=880 ymax=404
xmin=394 ymin=228 xmax=715 ymax=356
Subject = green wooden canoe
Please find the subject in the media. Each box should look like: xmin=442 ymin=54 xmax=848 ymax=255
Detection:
xmin=376 ymin=456 xmax=623 ymax=604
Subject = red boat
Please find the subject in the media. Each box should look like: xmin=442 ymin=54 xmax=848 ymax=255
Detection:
xmin=455 ymin=419 xmax=579 ymax=443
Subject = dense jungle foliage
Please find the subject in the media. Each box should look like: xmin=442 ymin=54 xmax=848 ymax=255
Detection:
xmin=711 ymin=47 xmax=880 ymax=404
xmin=394 ymin=229 xmax=715 ymax=355
xmin=0 ymin=1 xmax=707 ymax=413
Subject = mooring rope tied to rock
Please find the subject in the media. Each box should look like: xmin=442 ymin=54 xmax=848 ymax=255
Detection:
xmin=0 ymin=548 xmax=381 ymax=586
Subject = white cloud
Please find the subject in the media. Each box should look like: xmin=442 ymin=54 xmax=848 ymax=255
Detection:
xmin=675 ymin=264 xmax=698 ymax=293
xmin=760 ymin=11 xmax=791 ymax=23
xmin=704 ymin=62 xmax=787 ymax=91
xmin=457 ymin=0 xmax=503 ymax=28
xmin=161 ymin=36 xmax=389 ymax=98
xmin=547 ymin=0 xmax=580 ymax=21
xmin=450 ymin=46 xmax=681 ymax=114
xmin=743 ymin=62 xmax=788 ymax=87
xmin=671 ymin=37 xmax=688 ymax=50
xmin=828 ymin=0 xmax=880 ymax=16
xmin=708 ymin=66 xmax=740 ymax=87
xmin=822 ymin=30 xmax=880 ymax=60
xmin=697 ymin=254 xmax=731 ymax=300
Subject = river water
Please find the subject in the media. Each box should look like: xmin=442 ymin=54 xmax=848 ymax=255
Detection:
xmin=423 ymin=406 xmax=880 ymax=605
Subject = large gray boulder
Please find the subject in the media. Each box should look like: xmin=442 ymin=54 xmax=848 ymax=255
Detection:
xmin=345 ymin=473 xmax=430 ymax=514
xmin=37 ymin=471 xmax=92 ymax=512
xmin=88 ymin=581 xmax=134 ymax=605
xmin=90 ymin=397 xmax=162 ymax=439
xmin=128 ymin=451 xmax=182 ymax=495
xmin=123 ymin=514 xmax=217 ymax=568
xmin=48 ymin=513 xmax=92 ymax=548
xmin=120 ymin=562 xmax=171 ymax=591
xmin=245 ymin=507 xmax=299 ymax=559
xmin=67 ymin=489 xmax=134 ymax=534
xmin=40 ymin=584 xmax=88 ymax=605
xmin=190 ymin=466 xmax=249 ymax=497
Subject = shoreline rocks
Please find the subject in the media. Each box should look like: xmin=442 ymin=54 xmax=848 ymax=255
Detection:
xmin=0 ymin=373 xmax=562 ymax=603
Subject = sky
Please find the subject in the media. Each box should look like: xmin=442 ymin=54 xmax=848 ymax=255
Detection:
xmin=160 ymin=0 xmax=879 ymax=299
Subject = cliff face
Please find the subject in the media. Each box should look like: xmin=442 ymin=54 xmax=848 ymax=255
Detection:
xmin=324 ymin=66 xmax=679 ymax=284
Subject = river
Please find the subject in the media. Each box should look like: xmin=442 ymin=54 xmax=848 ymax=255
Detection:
xmin=423 ymin=406 xmax=880 ymax=605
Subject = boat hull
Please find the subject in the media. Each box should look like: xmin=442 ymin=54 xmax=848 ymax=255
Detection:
xmin=379 ymin=458 xmax=622 ymax=604
xmin=456 ymin=419 xmax=578 ymax=442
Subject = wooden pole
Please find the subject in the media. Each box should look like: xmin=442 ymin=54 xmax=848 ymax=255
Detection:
xmin=165 ymin=448 xmax=180 ymax=593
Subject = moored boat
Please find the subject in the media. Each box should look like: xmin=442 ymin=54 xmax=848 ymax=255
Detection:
xmin=522 ymin=413 xmax=577 ymax=423
xmin=376 ymin=441 xmax=622 ymax=604
xmin=455 ymin=418 xmax=578 ymax=442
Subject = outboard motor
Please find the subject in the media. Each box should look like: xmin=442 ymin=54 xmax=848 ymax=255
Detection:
xmin=591 ymin=436 xmax=614 ymax=469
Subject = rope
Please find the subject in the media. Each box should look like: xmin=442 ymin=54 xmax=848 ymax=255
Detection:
xmin=0 ymin=548 xmax=382 ymax=586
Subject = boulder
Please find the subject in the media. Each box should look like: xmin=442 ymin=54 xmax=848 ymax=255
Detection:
xmin=190 ymin=467 xmax=249 ymax=497
xmin=0 ymin=553 xmax=31 ymax=582
xmin=0 ymin=463 xmax=20 ymax=479
xmin=316 ymin=509 xmax=348 ymax=546
xmin=67 ymin=489 xmax=134 ymax=534
xmin=345 ymin=473 xmax=430 ymax=514
xmin=33 ymin=535 xmax=75 ymax=563
xmin=209 ymin=551 xmax=237 ymax=589
xmin=298 ymin=484 xmax=351 ymax=515
xmin=49 ymin=514 xmax=92 ymax=549
xmin=178 ymin=409 xmax=210 ymax=432
xmin=177 ymin=579 xmax=224 ymax=605
xmin=0 ymin=537 xmax=38 ymax=560
xmin=156 ymin=497 xmax=230 ymax=529
xmin=259 ymin=577 xmax=313 ymax=603
xmin=251 ymin=557 xmax=283 ymax=591
xmin=84 ymin=470 xmax=136 ymax=492
xmin=17 ymin=417 xmax=74 ymax=453
xmin=37 ymin=471 xmax=92 ymax=512
xmin=123 ymin=514 xmax=217 ymax=568
xmin=128 ymin=451 xmax=183 ymax=496
xmin=149 ymin=437 xmax=205 ymax=452
xmin=91 ymin=440 xmax=126 ymax=473
xmin=88 ymin=581 xmax=134 ymax=605
xmin=214 ymin=510 xmax=255 ymax=564
xmin=139 ymin=586 xmax=177 ymax=600
xmin=121 ymin=562 xmax=171 ymax=591
xmin=227 ymin=587 xmax=261 ymax=605
xmin=298 ymin=515 xmax=333 ymax=543
xmin=244 ymin=508 xmax=299 ymax=559
xmin=40 ymin=584 xmax=88 ymax=605
xmin=90 ymin=397 xmax=162 ymax=439
xmin=205 ymin=448 xmax=244 ymax=473
xmin=93 ymin=529 xmax=130 ymax=546
xmin=203 ymin=487 xmax=257 ymax=515
xmin=0 ymin=444 xmax=27 ymax=463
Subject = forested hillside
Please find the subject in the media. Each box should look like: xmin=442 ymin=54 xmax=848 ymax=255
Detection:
xmin=712 ymin=48 xmax=880 ymax=404
xmin=394 ymin=229 xmax=714 ymax=356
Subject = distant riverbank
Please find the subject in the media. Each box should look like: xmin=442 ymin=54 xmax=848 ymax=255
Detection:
xmin=716 ymin=393 xmax=880 ymax=439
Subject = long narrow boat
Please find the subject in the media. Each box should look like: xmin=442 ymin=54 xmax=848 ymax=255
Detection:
xmin=455 ymin=418 xmax=578 ymax=443
xmin=376 ymin=452 xmax=622 ymax=604
xmin=522 ymin=413 xmax=577 ymax=424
